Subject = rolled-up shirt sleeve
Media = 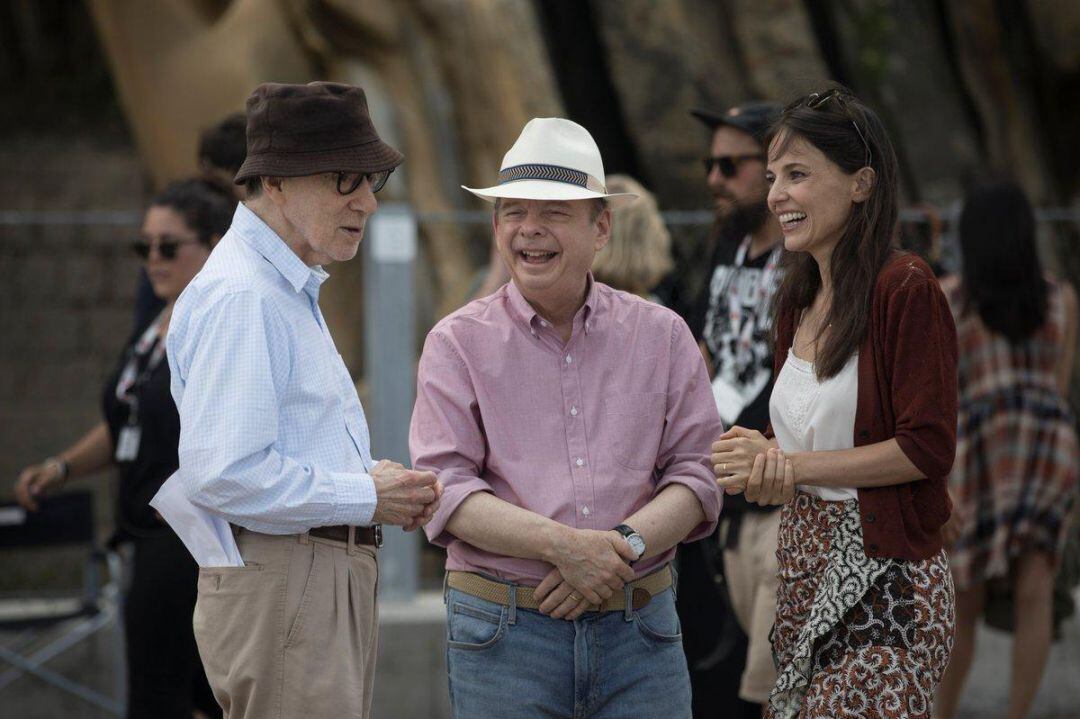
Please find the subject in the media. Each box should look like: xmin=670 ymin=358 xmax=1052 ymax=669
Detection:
xmin=410 ymin=330 xmax=493 ymax=547
xmin=169 ymin=289 xmax=376 ymax=533
xmin=654 ymin=318 xmax=725 ymax=541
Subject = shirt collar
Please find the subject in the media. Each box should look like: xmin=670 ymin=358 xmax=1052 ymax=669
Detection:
xmin=505 ymin=273 xmax=600 ymax=333
xmin=232 ymin=202 xmax=329 ymax=294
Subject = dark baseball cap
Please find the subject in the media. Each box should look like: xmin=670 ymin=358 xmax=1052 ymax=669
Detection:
xmin=690 ymin=102 xmax=782 ymax=144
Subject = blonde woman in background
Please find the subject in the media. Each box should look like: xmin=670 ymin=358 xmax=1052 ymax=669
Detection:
xmin=591 ymin=174 xmax=674 ymax=299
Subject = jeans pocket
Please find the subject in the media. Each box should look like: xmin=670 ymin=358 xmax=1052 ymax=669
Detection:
xmin=633 ymin=590 xmax=683 ymax=644
xmin=447 ymin=597 xmax=506 ymax=651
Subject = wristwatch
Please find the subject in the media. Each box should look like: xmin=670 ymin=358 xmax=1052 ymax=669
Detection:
xmin=613 ymin=524 xmax=646 ymax=563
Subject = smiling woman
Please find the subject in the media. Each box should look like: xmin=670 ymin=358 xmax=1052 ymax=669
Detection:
xmin=711 ymin=87 xmax=958 ymax=719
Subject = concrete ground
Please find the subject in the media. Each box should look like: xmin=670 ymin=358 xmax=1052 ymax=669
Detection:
xmin=1 ymin=590 xmax=1078 ymax=718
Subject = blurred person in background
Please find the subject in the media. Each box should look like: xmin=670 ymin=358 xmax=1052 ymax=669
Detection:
xmin=684 ymin=101 xmax=784 ymax=718
xmin=713 ymin=88 xmax=958 ymax=718
xmin=197 ymin=112 xmax=248 ymax=198
xmin=589 ymin=174 xmax=673 ymax=300
xmin=132 ymin=113 xmax=247 ymax=332
xmin=936 ymin=181 xmax=1079 ymax=719
xmin=14 ymin=179 xmax=233 ymax=719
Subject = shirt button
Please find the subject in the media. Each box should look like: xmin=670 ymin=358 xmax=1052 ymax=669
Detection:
xmin=575 ymin=457 xmax=584 ymax=467
xmin=582 ymin=505 xmax=591 ymax=516
xmin=565 ymin=355 xmax=572 ymax=364
xmin=865 ymin=513 xmax=876 ymax=523
xmin=570 ymin=406 xmax=578 ymax=416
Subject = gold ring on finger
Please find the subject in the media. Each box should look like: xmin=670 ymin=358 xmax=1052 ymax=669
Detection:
xmin=722 ymin=463 xmax=727 ymax=473
xmin=569 ymin=593 xmax=580 ymax=601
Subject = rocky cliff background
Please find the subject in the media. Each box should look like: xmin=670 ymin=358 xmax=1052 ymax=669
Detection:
xmin=2 ymin=0 xmax=1078 ymax=530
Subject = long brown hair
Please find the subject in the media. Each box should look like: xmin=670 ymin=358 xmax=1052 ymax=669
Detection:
xmin=767 ymin=87 xmax=899 ymax=379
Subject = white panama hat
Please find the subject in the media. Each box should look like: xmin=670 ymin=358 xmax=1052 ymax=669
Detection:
xmin=462 ymin=117 xmax=638 ymax=205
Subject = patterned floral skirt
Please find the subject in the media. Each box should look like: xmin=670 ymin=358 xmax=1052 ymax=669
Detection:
xmin=767 ymin=493 xmax=955 ymax=719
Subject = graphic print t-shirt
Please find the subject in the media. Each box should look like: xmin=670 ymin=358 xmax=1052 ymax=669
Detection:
xmin=698 ymin=239 xmax=783 ymax=432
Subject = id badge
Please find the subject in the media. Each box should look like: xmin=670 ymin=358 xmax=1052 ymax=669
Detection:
xmin=116 ymin=425 xmax=142 ymax=461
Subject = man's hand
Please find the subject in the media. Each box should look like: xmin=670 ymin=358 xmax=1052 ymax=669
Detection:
xmin=401 ymin=480 xmax=442 ymax=532
xmin=537 ymin=529 xmax=636 ymax=610
xmin=14 ymin=461 xmax=64 ymax=512
xmin=371 ymin=460 xmax=440 ymax=528
xmin=533 ymin=567 xmax=593 ymax=620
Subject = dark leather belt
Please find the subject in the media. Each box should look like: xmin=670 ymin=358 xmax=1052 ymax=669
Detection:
xmin=309 ymin=524 xmax=383 ymax=548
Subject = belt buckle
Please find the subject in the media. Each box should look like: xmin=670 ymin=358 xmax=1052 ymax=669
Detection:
xmin=374 ymin=524 xmax=384 ymax=548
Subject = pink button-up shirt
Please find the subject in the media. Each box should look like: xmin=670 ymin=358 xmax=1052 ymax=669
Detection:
xmin=410 ymin=278 xmax=723 ymax=586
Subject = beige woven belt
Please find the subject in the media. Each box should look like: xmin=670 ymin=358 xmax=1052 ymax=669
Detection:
xmin=447 ymin=564 xmax=672 ymax=612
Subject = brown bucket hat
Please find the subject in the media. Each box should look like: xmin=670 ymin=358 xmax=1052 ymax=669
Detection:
xmin=233 ymin=81 xmax=404 ymax=184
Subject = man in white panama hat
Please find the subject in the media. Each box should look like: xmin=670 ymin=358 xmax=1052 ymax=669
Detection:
xmin=410 ymin=118 xmax=723 ymax=717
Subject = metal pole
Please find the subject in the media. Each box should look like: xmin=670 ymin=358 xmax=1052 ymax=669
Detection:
xmin=364 ymin=204 xmax=419 ymax=601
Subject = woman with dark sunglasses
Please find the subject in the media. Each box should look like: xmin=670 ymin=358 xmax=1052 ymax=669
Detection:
xmin=14 ymin=178 xmax=233 ymax=719
xmin=711 ymin=87 xmax=958 ymax=718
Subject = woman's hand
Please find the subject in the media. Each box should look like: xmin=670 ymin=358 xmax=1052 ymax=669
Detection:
xmin=745 ymin=448 xmax=796 ymax=506
xmin=712 ymin=426 xmax=775 ymax=495
xmin=14 ymin=460 xmax=64 ymax=512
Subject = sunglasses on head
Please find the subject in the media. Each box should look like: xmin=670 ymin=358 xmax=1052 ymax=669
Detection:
xmin=792 ymin=89 xmax=873 ymax=168
xmin=335 ymin=168 xmax=394 ymax=195
xmin=131 ymin=235 xmax=200 ymax=260
xmin=702 ymin=154 xmax=765 ymax=179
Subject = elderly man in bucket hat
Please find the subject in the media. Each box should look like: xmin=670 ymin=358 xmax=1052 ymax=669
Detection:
xmin=410 ymin=118 xmax=723 ymax=717
xmin=164 ymin=82 xmax=441 ymax=719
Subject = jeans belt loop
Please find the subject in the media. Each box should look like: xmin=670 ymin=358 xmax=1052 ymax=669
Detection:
xmin=623 ymin=583 xmax=634 ymax=621
xmin=347 ymin=525 xmax=356 ymax=555
xmin=508 ymin=585 xmax=518 ymax=625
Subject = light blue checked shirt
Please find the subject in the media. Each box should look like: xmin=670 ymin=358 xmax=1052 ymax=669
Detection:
xmin=166 ymin=203 xmax=377 ymax=534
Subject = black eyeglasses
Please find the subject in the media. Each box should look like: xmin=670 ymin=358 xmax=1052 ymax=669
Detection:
xmin=795 ymin=89 xmax=873 ymax=168
xmin=335 ymin=168 xmax=394 ymax=195
xmin=131 ymin=235 xmax=200 ymax=260
xmin=702 ymin=154 xmax=765 ymax=179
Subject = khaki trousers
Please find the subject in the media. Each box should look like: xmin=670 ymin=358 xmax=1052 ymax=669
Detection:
xmin=193 ymin=529 xmax=379 ymax=719
xmin=722 ymin=510 xmax=781 ymax=704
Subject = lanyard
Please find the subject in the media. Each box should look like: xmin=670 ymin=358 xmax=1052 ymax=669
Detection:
xmin=727 ymin=235 xmax=782 ymax=351
xmin=115 ymin=310 xmax=168 ymax=424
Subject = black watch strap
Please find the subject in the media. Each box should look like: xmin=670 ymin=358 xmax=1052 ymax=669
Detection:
xmin=613 ymin=524 xmax=637 ymax=539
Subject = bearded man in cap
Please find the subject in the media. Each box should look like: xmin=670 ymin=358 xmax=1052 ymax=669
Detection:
xmin=410 ymin=118 xmax=722 ymax=718
xmin=165 ymin=82 xmax=441 ymax=719
xmin=689 ymin=102 xmax=785 ymax=716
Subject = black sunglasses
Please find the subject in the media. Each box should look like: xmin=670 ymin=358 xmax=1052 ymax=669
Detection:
xmin=702 ymin=154 xmax=765 ymax=179
xmin=793 ymin=89 xmax=873 ymax=168
xmin=131 ymin=236 xmax=200 ymax=260
xmin=335 ymin=168 xmax=394 ymax=195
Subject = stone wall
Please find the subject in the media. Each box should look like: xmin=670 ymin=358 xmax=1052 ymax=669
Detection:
xmin=0 ymin=132 xmax=147 ymax=533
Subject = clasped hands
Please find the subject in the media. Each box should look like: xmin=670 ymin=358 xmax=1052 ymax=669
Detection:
xmin=711 ymin=425 xmax=795 ymax=506
xmin=371 ymin=460 xmax=442 ymax=532
xmin=533 ymin=528 xmax=638 ymax=621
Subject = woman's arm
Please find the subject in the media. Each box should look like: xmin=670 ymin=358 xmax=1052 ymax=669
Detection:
xmin=14 ymin=421 xmax=114 ymax=510
xmin=788 ymin=438 xmax=922 ymax=488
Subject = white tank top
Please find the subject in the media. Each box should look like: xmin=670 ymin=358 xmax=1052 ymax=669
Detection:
xmin=769 ymin=347 xmax=859 ymax=501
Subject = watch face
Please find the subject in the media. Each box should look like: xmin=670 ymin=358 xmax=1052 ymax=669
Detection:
xmin=627 ymin=534 xmax=646 ymax=558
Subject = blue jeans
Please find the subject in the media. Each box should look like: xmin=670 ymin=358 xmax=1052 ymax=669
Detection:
xmin=445 ymin=580 xmax=692 ymax=718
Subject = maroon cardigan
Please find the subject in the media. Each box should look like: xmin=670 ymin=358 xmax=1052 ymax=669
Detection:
xmin=771 ymin=252 xmax=958 ymax=560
